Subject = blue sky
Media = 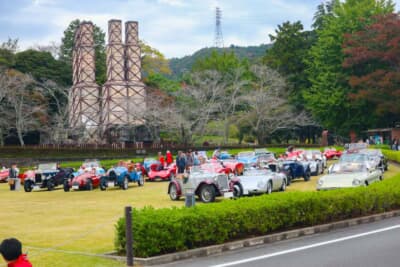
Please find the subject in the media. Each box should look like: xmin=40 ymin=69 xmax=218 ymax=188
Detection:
xmin=0 ymin=0 xmax=396 ymax=58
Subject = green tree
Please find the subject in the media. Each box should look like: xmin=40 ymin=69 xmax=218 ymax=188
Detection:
xmin=263 ymin=21 xmax=315 ymax=108
xmin=59 ymin=19 xmax=106 ymax=85
xmin=0 ymin=38 xmax=18 ymax=67
xmin=304 ymin=0 xmax=394 ymax=135
xmin=141 ymin=40 xmax=171 ymax=77
xmin=14 ymin=49 xmax=70 ymax=86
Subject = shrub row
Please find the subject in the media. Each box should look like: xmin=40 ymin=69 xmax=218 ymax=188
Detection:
xmin=382 ymin=149 xmax=400 ymax=162
xmin=115 ymin=171 xmax=400 ymax=257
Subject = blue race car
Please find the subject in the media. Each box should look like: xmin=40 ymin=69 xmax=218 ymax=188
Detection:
xmin=237 ymin=151 xmax=258 ymax=169
xmin=279 ymin=159 xmax=311 ymax=185
xmin=100 ymin=165 xmax=144 ymax=190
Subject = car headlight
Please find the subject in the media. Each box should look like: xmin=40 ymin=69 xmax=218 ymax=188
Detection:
xmin=352 ymin=179 xmax=361 ymax=186
xmin=317 ymin=179 xmax=323 ymax=186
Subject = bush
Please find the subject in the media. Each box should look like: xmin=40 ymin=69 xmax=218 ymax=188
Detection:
xmin=115 ymin=173 xmax=400 ymax=257
xmin=382 ymin=149 xmax=400 ymax=162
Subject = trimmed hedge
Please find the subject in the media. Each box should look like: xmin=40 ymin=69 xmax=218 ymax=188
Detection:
xmin=382 ymin=149 xmax=400 ymax=162
xmin=115 ymin=172 xmax=400 ymax=257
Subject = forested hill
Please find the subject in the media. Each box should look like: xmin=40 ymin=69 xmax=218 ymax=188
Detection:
xmin=168 ymin=44 xmax=272 ymax=78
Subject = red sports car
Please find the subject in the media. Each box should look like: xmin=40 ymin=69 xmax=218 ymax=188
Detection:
xmin=147 ymin=163 xmax=177 ymax=181
xmin=0 ymin=168 xmax=9 ymax=182
xmin=210 ymin=159 xmax=244 ymax=175
xmin=64 ymin=168 xmax=102 ymax=191
xmin=323 ymin=148 xmax=342 ymax=160
xmin=200 ymin=162 xmax=231 ymax=175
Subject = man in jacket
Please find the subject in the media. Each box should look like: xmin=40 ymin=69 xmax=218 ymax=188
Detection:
xmin=176 ymin=151 xmax=186 ymax=174
xmin=0 ymin=238 xmax=32 ymax=267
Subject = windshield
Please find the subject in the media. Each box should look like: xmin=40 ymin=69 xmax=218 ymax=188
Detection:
xmin=38 ymin=163 xmax=57 ymax=170
xmin=238 ymin=151 xmax=255 ymax=158
xmin=331 ymin=163 xmax=367 ymax=173
xmin=192 ymin=165 xmax=216 ymax=175
xmin=339 ymin=153 xmax=368 ymax=163
xmin=254 ymin=149 xmax=269 ymax=155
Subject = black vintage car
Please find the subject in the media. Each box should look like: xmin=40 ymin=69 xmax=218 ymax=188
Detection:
xmin=24 ymin=163 xmax=74 ymax=192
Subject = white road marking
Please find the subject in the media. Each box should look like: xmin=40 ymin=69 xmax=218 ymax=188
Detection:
xmin=210 ymin=224 xmax=400 ymax=267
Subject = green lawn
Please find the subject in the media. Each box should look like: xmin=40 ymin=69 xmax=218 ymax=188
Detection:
xmin=0 ymin=151 xmax=397 ymax=266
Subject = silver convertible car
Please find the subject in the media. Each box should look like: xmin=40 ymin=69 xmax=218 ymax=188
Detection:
xmin=233 ymin=168 xmax=287 ymax=197
xmin=317 ymin=162 xmax=383 ymax=190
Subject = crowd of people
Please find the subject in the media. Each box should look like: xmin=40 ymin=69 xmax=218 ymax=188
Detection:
xmin=157 ymin=150 xmax=205 ymax=174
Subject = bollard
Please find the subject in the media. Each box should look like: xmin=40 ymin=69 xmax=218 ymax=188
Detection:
xmin=185 ymin=188 xmax=195 ymax=207
xmin=125 ymin=206 xmax=133 ymax=267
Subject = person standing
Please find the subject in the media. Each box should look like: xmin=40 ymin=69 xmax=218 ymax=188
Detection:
xmin=8 ymin=164 xmax=18 ymax=191
xmin=176 ymin=151 xmax=186 ymax=174
xmin=0 ymin=238 xmax=32 ymax=267
xmin=166 ymin=150 xmax=173 ymax=166
xmin=186 ymin=150 xmax=194 ymax=172
xmin=193 ymin=151 xmax=200 ymax=166
xmin=158 ymin=152 xmax=165 ymax=167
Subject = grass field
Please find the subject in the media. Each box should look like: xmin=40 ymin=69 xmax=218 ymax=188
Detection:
xmin=0 ymin=159 xmax=398 ymax=266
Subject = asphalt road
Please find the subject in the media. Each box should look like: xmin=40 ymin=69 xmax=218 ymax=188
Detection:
xmin=158 ymin=216 xmax=400 ymax=267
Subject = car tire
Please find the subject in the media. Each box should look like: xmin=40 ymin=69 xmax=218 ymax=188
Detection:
xmin=280 ymin=179 xmax=287 ymax=191
xmin=86 ymin=180 xmax=93 ymax=191
xmin=122 ymin=176 xmax=129 ymax=190
xmin=47 ymin=178 xmax=55 ymax=191
xmin=100 ymin=177 xmax=107 ymax=191
xmin=169 ymin=183 xmax=180 ymax=201
xmin=63 ymin=180 xmax=70 ymax=192
xmin=286 ymin=176 xmax=292 ymax=186
xmin=24 ymin=180 xmax=33 ymax=192
xmin=379 ymin=175 xmax=383 ymax=181
xmin=138 ymin=175 xmax=144 ymax=186
xmin=314 ymin=165 xmax=319 ymax=176
xmin=233 ymin=183 xmax=243 ymax=197
xmin=266 ymin=180 xmax=272 ymax=194
xmin=304 ymin=169 xmax=311 ymax=181
xmin=199 ymin=184 xmax=216 ymax=203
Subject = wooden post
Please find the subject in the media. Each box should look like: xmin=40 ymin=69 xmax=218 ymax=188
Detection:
xmin=125 ymin=206 xmax=133 ymax=267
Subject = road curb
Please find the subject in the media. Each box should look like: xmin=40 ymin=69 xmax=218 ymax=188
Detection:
xmin=103 ymin=209 xmax=400 ymax=266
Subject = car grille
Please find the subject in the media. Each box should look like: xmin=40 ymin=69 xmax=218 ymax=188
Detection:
xmin=216 ymin=175 xmax=228 ymax=190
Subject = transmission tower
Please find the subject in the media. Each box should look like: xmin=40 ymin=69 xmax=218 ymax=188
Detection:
xmin=214 ymin=6 xmax=224 ymax=48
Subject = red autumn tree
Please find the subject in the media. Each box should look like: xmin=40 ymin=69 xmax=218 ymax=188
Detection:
xmin=343 ymin=13 xmax=400 ymax=118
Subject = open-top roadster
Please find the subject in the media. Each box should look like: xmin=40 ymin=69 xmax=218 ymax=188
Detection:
xmin=64 ymin=160 xmax=105 ymax=191
xmin=100 ymin=164 xmax=144 ymax=190
xmin=168 ymin=166 xmax=238 ymax=203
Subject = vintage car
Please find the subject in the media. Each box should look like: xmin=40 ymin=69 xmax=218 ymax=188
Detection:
xmin=218 ymin=151 xmax=232 ymax=160
xmin=279 ymin=157 xmax=311 ymax=184
xmin=210 ymin=159 xmax=244 ymax=175
xmin=200 ymin=162 xmax=231 ymax=175
xmin=0 ymin=168 xmax=9 ymax=182
xmin=358 ymin=149 xmax=388 ymax=172
xmin=237 ymin=151 xmax=257 ymax=169
xmin=254 ymin=148 xmax=273 ymax=157
xmin=232 ymin=168 xmax=287 ymax=197
xmin=64 ymin=160 xmax=105 ymax=191
xmin=303 ymin=150 xmax=327 ymax=176
xmin=147 ymin=163 xmax=177 ymax=181
xmin=142 ymin=158 xmax=159 ymax=175
xmin=23 ymin=163 xmax=74 ymax=192
xmin=168 ymin=166 xmax=237 ymax=203
xmin=100 ymin=165 xmax=144 ymax=190
xmin=317 ymin=162 xmax=383 ymax=190
xmin=323 ymin=147 xmax=342 ymax=160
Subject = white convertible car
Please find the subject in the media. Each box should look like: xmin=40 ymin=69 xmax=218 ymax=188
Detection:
xmin=233 ymin=168 xmax=287 ymax=196
xmin=317 ymin=162 xmax=383 ymax=190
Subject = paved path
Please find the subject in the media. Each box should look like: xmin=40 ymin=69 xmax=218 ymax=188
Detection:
xmin=157 ymin=216 xmax=400 ymax=267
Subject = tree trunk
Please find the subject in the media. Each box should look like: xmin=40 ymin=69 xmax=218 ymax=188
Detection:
xmin=0 ymin=128 xmax=4 ymax=147
xmin=17 ymin=128 xmax=25 ymax=146
xmin=223 ymin=118 xmax=230 ymax=144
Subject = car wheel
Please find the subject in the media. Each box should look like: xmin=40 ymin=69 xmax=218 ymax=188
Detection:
xmin=138 ymin=175 xmax=144 ymax=186
xmin=100 ymin=177 xmax=107 ymax=191
xmin=47 ymin=178 xmax=55 ymax=191
xmin=233 ymin=183 xmax=243 ymax=197
xmin=24 ymin=180 xmax=33 ymax=192
xmin=314 ymin=165 xmax=319 ymax=176
xmin=304 ymin=169 xmax=311 ymax=181
xmin=266 ymin=180 xmax=272 ymax=194
xmin=169 ymin=183 xmax=180 ymax=201
xmin=86 ymin=180 xmax=93 ymax=191
xmin=379 ymin=175 xmax=383 ymax=181
xmin=63 ymin=180 xmax=70 ymax=192
xmin=286 ymin=176 xmax=292 ymax=186
xmin=280 ymin=179 xmax=287 ymax=191
xmin=122 ymin=176 xmax=129 ymax=190
xmin=199 ymin=184 xmax=216 ymax=203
